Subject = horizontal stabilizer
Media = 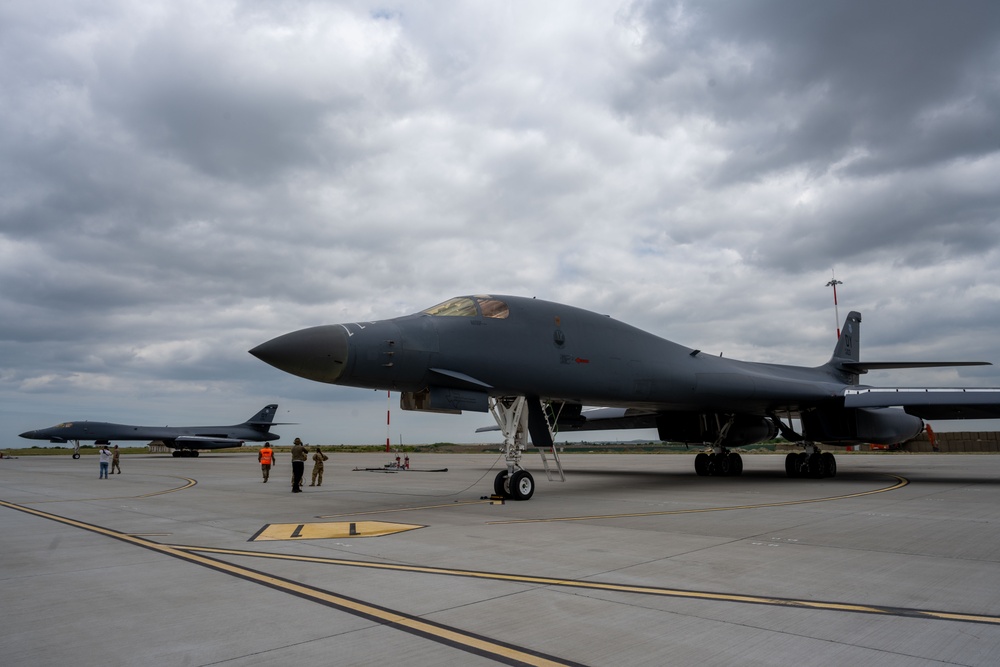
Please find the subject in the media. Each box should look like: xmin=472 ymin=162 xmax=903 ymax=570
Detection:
xmin=844 ymin=388 xmax=1000 ymax=420
xmin=842 ymin=361 xmax=991 ymax=371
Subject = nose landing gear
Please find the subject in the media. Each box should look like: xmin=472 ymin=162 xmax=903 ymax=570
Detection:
xmin=489 ymin=396 xmax=557 ymax=501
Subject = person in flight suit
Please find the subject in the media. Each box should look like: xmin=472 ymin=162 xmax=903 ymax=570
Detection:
xmin=310 ymin=446 xmax=329 ymax=486
xmin=290 ymin=438 xmax=307 ymax=492
xmin=110 ymin=445 xmax=121 ymax=474
xmin=258 ymin=442 xmax=275 ymax=482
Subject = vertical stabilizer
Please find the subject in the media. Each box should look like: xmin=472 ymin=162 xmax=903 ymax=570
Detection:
xmin=246 ymin=404 xmax=279 ymax=426
xmin=827 ymin=311 xmax=862 ymax=382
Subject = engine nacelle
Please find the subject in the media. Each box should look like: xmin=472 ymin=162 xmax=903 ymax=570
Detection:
xmin=801 ymin=406 xmax=923 ymax=445
xmin=656 ymin=413 xmax=778 ymax=446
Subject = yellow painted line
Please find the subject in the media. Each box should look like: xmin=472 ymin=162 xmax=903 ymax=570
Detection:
xmin=21 ymin=476 xmax=197 ymax=504
xmin=138 ymin=476 xmax=197 ymax=498
xmin=250 ymin=521 xmax=424 ymax=541
xmin=0 ymin=498 xmax=582 ymax=667
xmin=176 ymin=544 xmax=1000 ymax=627
xmin=318 ymin=499 xmax=492 ymax=519
xmin=489 ymin=475 xmax=910 ymax=524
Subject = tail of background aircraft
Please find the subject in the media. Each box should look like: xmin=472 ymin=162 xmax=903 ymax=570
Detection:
xmin=245 ymin=404 xmax=279 ymax=427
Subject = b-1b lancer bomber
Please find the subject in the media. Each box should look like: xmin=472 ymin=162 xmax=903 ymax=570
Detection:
xmin=250 ymin=295 xmax=1000 ymax=500
xmin=20 ymin=404 xmax=283 ymax=458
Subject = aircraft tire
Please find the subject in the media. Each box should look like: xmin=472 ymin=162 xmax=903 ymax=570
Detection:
xmin=192 ymin=451 xmax=200 ymax=457
xmin=72 ymin=453 xmax=81 ymax=460
xmin=172 ymin=451 xmax=181 ymax=457
xmin=731 ymin=453 xmax=743 ymax=476
xmin=494 ymin=471 xmax=509 ymax=498
xmin=796 ymin=452 xmax=810 ymax=477
xmin=822 ymin=452 xmax=837 ymax=478
xmin=784 ymin=452 xmax=798 ymax=477
xmin=694 ymin=453 xmax=710 ymax=476
xmin=808 ymin=453 xmax=826 ymax=478
xmin=715 ymin=453 xmax=732 ymax=477
xmin=509 ymin=470 xmax=534 ymax=501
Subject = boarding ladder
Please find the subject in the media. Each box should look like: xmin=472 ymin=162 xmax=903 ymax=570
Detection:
xmin=536 ymin=401 xmax=566 ymax=482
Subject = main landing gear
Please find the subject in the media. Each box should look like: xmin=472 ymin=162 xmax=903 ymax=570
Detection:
xmin=171 ymin=450 xmax=200 ymax=457
xmin=784 ymin=444 xmax=837 ymax=479
xmin=769 ymin=414 xmax=837 ymax=479
xmin=693 ymin=415 xmax=744 ymax=477
xmin=694 ymin=449 xmax=744 ymax=477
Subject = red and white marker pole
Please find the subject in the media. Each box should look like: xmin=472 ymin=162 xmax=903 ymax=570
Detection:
xmin=826 ymin=272 xmax=843 ymax=339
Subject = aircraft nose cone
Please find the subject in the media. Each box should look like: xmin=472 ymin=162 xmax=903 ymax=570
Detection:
xmin=250 ymin=325 xmax=349 ymax=384
xmin=19 ymin=431 xmax=35 ymax=438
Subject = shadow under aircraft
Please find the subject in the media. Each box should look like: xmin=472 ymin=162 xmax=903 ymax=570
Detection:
xmin=20 ymin=404 xmax=283 ymax=458
xmin=250 ymin=295 xmax=1000 ymax=500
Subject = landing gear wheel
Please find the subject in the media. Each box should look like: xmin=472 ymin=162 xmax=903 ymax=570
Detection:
xmin=494 ymin=471 xmax=509 ymax=498
xmin=694 ymin=452 xmax=710 ymax=476
xmin=784 ymin=452 xmax=798 ymax=477
xmin=509 ymin=470 xmax=534 ymax=500
xmin=796 ymin=452 xmax=810 ymax=477
xmin=72 ymin=453 xmax=81 ymax=460
xmin=808 ymin=452 xmax=826 ymax=478
xmin=715 ymin=453 xmax=732 ymax=476
xmin=172 ymin=450 xmax=181 ymax=457
xmin=192 ymin=451 xmax=200 ymax=457
xmin=822 ymin=452 xmax=837 ymax=478
xmin=730 ymin=452 xmax=743 ymax=476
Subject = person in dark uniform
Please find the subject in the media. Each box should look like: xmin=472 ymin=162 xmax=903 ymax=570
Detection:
xmin=310 ymin=446 xmax=329 ymax=486
xmin=290 ymin=438 xmax=307 ymax=492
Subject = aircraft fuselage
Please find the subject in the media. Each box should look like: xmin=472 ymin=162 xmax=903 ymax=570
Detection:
xmin=252 ymin=296 xmax=848 ymax=415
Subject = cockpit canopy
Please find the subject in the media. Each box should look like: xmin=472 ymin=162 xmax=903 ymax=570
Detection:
xmin=422 ymin=296 xmax=509 ymax=319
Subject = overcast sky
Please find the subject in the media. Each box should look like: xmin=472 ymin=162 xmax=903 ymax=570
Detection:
xmin=3 ymin=1 xmax=1000 ymax=448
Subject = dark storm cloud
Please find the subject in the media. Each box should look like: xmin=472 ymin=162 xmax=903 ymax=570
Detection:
xmin=620 ymin=0 xmax=1000 ymax=179
xmin=2 ymin=2 xmax=999 ymax=444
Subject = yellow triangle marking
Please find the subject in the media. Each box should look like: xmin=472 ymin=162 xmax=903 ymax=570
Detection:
xmin=251 ymin=521 xmax=424 ymax=541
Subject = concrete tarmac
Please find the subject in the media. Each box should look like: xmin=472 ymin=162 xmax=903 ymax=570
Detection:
xmin=2 ymin=451 xmax=1000 ymax=666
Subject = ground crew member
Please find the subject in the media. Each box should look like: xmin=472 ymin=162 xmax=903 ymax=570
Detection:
xmin=258 ymin=442 xmax=275 ymax=482
xmin=926 ymin=423 xmax=939 ymax=452
xmin=98 ymin=445 xmax=111 ymax=479
xmin=110 ymin=445 xmax=121 ymax=474
xmin=290 ymin=438 xmax=307 ymax=492
xmin=310 ymin=446 xmax=329 ymax=486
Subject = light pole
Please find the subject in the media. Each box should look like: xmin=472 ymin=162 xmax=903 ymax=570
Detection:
xmin=826 ymin=272 xmax=843 ymax=339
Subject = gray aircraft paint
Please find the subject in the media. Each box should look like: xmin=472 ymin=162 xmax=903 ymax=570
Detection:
xmin=19 ymin=404 xmax=282 ymax=452
xmin=250 ymin=295 xmax=1000 ymax=447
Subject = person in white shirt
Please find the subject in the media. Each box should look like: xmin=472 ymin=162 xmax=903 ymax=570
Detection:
xmin=98 ymin=445 xmax=112 ymax=479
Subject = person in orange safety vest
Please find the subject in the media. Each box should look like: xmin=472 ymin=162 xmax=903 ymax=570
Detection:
xmin=258 ymin=443 xmax=275 ymax=482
